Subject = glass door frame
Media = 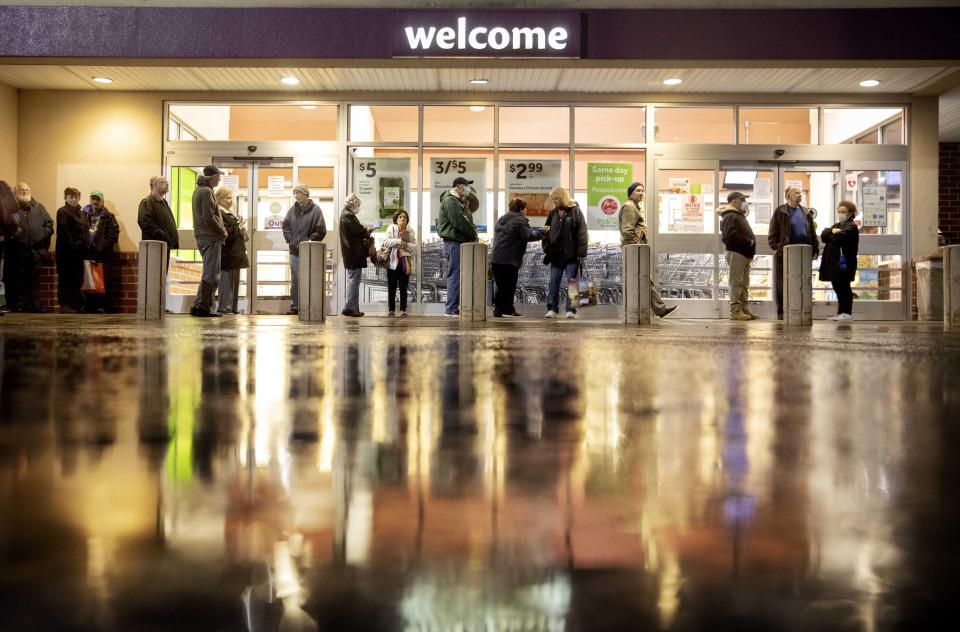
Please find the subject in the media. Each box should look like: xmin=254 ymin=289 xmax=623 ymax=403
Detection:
xmin=164 ymin=141 xmax=339 ymax=314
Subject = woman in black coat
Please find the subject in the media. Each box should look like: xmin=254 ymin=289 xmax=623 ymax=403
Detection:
xmin=56 ymin=187 xmax=88 ymax=312
xmin=820 ymin=200 xmax=860 ymax=321
xmin=489 ymin=198 xmax=548 ymax=317
xmin=214 ymin=187 xmax=249 ymax=314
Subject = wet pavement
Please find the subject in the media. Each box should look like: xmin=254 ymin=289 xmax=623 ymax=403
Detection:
xmin=1 ymin=314 xmax=959 ymax=631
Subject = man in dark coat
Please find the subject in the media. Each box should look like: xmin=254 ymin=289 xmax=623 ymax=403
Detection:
xmin=190 ymin=166 xmax=226 ymax=317
xmin=768 ymin=186 xmax=819 ymax=320
xmin=56 ymin=187 xmax=88 ymax=312
xmin=719 ymin=191 xmax=757 ymax=321
xmin=81 ymin=191 xmax=120 ymax=313
xmin=338 ymin=193 xmax=371 ymax=317
xmin=0 ymin=181 xmax=20 ymax=315
xmin=3 ymin=182 xmax=54 ymax=313
xmin=138 ymin=175 xmax=179 ymax=270
xmin=282 ymin=183 xmax=327 ymax=315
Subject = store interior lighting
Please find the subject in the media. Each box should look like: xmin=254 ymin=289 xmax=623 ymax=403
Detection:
xmin=859 ymin=79 xmax=881 ymax=87
xmin=663 ymin=78 xmax=683 ymax=86
xmin=469 ymin=78 xmax=489 ymax=85
xmin=469 ymin=105 xmax=487 ymax=112
xmin=280 ymin=76 xmax=300 ymax=85
xmin=92 ymin=76 xmax=113 ymax=84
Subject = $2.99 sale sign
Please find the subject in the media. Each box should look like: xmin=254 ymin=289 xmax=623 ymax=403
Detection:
xmin=504 ymin=159 xmax=561 ymax=227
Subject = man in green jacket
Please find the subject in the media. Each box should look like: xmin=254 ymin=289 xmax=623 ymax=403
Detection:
xmin=619 ymin=181 xmax=677 ymax=318
xmin=436 ymin=176 xmax=478 ymax=316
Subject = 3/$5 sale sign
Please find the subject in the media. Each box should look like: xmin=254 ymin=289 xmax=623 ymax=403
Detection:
xmin=430 ymin=157 xmax=488 ymax=232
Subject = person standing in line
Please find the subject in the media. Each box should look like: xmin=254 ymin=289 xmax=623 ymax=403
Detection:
xmin=0 ymin=181 xmax=20 ymax=316
xmin=820 ymin=200 xmax=860 ymax=321
xmin=137 ymin=175 xmax=180 ymax=270
xmin=281 ymin=184 xmax=327 ymax=316
xmin=339 ymin=193 xmax=371 ymax=317
xmin=214 ymin=187 xmax=248 ymax=315
xmin=3 ymin=182 xmax=53 ymax=313
xmin=489 ymin=198 xmax=549 ymax=318
xmin=718 ymin=191 xmax=757 ymax=321
xmin=190 ymin=165 xmax=226 ymax=318
xmin=81 ymin=191 xmax=120 ymax=314
xmin=383 ymin=209 xmax=416 ymax=318
xmin=55 ymin=187 xmax=88 ymax=313
xmin=768 ymin=186 xmax=819 ymax=320
xmin=619 ymin=181 xmax=678 ymax=319
xmin=436 ymin=176 xmax=478 ymax=317
xmin=542 ymin=187 xmax=587 ymax=319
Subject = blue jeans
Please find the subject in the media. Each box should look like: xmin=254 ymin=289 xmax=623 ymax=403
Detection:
xmin=193 ymin=239 xmax=222 ymax=312
xmin=344 ymin=267 xmax=362 ymax=312
xmin=289 ymin=254 xmax=299 ymax=310
xmin=547 ymin=262 xmax=579 ymax=314
xmin=443 ymin=240 xmax=461 ymax=315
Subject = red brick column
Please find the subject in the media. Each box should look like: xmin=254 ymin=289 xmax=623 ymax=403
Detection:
xmin=35 ymin=252 xmax=139 ymax=314
xmin=941 ymin=142 xmax=960 ymax=245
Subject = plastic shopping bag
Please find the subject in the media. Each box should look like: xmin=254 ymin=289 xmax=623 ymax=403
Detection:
xmin=81 ymin=260 xmax=106 ymax=294
xmin=567 ymin=262 xmax=597 ymax=307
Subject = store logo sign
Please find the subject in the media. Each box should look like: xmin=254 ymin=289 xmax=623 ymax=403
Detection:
xmin=395 ymin=12 xmax=582 ymax=58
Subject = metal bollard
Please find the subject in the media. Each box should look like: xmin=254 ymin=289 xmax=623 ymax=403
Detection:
xmin=298 ymin=241 xmax=326 ymax=323
xmin=137 ymin=240 xmax=168 ymax=320
xmin=459 ymin=242 xmax=488 ymax=322
xmin=945 ymin=245 xmax=960 ymax=331
xmin=783 ymin=244 xmax=812 ymax=326
xmin=622 ymin=244 xmax=652 ymax=325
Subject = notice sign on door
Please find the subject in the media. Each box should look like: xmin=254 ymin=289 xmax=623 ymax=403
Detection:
xmin=267 ymin=175 xmax=286 ymax=197
xmin=862 ymin=185 xmax=887 ymax=227
xmin=430 ymin=157 xmax=487 ymax=233
xmin=505 ymin=159 xmax=561 ymax=228
xmin=221 ymin=174 xmax=240 ymax=194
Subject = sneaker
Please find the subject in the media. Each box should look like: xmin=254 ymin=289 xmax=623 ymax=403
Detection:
xmin=730 ymin=311 xmax=752 ymax=321
xmin=502 ymin=312 xmax=521 ymax=318
xmin=837 ymin=313 xmax=853 ymax=321
xmin=565 ymin=311 xmax=578 ymax=319
xmin=285 ymin=308 xmax=299 ymax=315
xmin=658 ymin=305 xmax=679 ymax=319
xmin=545 ymin=310 xmax=558 ymax=318
xmin=387 ymin=311 xmax=396 ymax=317
xmin=444 ymin=312 xmax=459 ymax=318
xmin=400 ymin=311 xmax=408 ymax=318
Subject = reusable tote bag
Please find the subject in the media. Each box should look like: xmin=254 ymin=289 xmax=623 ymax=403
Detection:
xmin=81 ymin=260 xmax=106 ymax=294
xmin=567 ymin=260 xmax=597 ymax=307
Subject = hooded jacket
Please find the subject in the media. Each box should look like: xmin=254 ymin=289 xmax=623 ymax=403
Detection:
xmin=282 ymin=199 xmax=327 ymax=256
xmin=819 ymin=217 xmax=859 ymax=282
xmin=490 ymin=210 xmax=544 ymax=268
xmin=11 ymin=199 xmax=54 ymax=249
xmin=718 ymin=204 xmax=757 ymax=259
xmin=437 ymin=190 xmax=478 ymax=244
xmin=339 ymin=207 xmax=370 ymax=270
xmin=543 ymin=203 xmax=588 ymax=265
xmin=191 ymin=174 xmax=227 ymax=242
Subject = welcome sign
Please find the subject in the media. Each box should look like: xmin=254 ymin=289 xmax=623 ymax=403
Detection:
xmin=394 ymin=11 xmax=582 ymax=58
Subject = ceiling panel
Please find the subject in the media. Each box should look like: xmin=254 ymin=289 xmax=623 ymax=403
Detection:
xmin=940 ymin=85 xmax=960 ymax=142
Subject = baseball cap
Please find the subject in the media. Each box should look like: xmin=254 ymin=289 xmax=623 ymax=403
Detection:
xmin=203 ymin=165 xmax=224 ymax=177
xmin=727 ymin=191 xmax=750 ymax=203
xmin=452 ymin=177 xmax=474 ymax=187
xmin=90 ymin=190 xmax=104 ymax=199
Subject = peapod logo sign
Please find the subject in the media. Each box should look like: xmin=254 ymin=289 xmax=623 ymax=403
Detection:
xmin=394 ymin=11 xmax=582 ymax=58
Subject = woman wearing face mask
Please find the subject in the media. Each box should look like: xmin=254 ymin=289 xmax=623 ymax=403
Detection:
xmin=383 ymin=209 xmax=416 ymax=317
xmin=820 ymin=200 xmax=860 ymax=321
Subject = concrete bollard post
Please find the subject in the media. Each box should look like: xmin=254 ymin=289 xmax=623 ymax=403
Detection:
xmin=783 ymin=244 xmax=813 ymax=326
xmin=137 ymin=240 xmax=168 ymax=320
xmin=622 ymin=244 xmax=652 ymax=325
xmin=459 ymin=242 xmax=488 ymax=322
xmin=298 ymin=241 xmax=327 ymax=323
xmin=945 ymin=245 xmax=960 ymax=331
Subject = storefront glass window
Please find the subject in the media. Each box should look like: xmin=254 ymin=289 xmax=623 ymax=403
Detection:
xmin=349 ymin=105 xmax=419 ymax=142
xmin=167 ymin=104 xmax=337 ymax=141
xmin=738 ymin=108 xmax=818 ymax=144
xmin=653 ymin=107 xmax=734 ymax=143
xmin=423 ymin=106 xmax=494 ymax=144
xmin=575 ymin=107 xmax=645 ymax=145
xmin=499 ymin=107 xmax=569 ymax=144
xmin=657 ymin=253 xmax=716 ymax=299
xmin=657 ymin=169 xmax=715 ymax=234
xmin=823 ymin=108 xmax=904 ymax=144
xmin=844 ymin=169 xmax=903 ymax=235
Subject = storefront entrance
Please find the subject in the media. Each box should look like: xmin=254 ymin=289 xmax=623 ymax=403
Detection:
xmin=653 ymin=151 xmax=907 ymax=320
xmin=164 ymin=143 xmax=338 ymax=314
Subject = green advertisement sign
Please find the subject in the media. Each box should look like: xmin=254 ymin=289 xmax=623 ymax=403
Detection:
xmin=587 ymin=162 xmax=632 ymax=230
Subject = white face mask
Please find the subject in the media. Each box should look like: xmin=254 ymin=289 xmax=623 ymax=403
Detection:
xmin=740 ymin=202 xmax=749 ymax=213
xmin=837 ymin=212 xmax=848 ymax=222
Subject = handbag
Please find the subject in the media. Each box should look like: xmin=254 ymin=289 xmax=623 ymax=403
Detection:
xmin=567 ymin=260 xmax=597 ymax=307
xmin=81 ymin=260 xmax=106 ymax=294
xmin=376 ymin=242 xmax=390 ymax=267
xmin=400 ymin=254 xmax=413 ymax=275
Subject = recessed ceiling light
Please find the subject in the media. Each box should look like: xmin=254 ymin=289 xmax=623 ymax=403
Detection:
xmin=859 ymin=79 xmax=880 ymax=87
xmin=92 ymin=76 xmax=113 ymax=84
xmin=280 ymin=76 xmax=300 ymax=86
xmin=663 ymin=78 xmax=683 ymax=86
xmin=469 ymin=78 xmax=489 ymax=85
xmin=469 ymin=105 xmax=486 ymax=113
xmin=301 ymin=105 xmax=317 ymax=110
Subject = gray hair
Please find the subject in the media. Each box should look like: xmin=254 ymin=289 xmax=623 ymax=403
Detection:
xmin=344 ymin=193 xmax=361 ymax=212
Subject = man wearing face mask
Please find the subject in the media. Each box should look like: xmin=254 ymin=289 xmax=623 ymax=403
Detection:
xmin=718 ymin=191 xmax=757 ymax=321
xmin=437 ymin=176 xmax=478 ymax=317
xmin=619 ymin=181 xmax=678 ymax=318
xmin=768 ymin=186 xmax=818 ymax=320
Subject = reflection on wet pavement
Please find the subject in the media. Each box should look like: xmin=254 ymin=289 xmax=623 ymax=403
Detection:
xmin=1 ymin=315 xmax=959 ymax=631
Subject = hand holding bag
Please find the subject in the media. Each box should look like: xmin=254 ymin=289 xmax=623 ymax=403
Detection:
xmin=81 ymin=260 xmax=106 ymax=294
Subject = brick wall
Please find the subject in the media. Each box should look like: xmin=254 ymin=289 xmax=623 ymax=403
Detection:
xmin=34 ymin=252 xmax=139 ymax=313
xmin=941 ymin=142 xmax=960 ymax=245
